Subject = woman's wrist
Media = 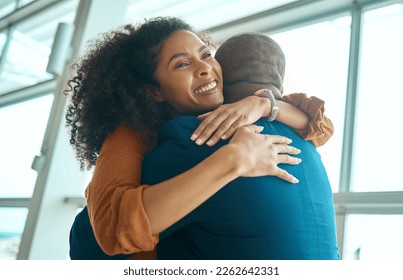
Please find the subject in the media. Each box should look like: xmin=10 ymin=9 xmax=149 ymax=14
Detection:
xmin=218 ymin=144 xmax=246 ymax=177
xmin=246 ymin=94 xmax=272 ymax=118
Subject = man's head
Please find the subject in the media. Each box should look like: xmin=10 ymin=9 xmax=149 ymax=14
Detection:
xmin=215 ymin=32 xmax=285 ymax=103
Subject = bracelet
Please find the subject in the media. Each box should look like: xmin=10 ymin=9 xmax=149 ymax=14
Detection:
xmin=254 ymin=89 xmax=279 ymax=122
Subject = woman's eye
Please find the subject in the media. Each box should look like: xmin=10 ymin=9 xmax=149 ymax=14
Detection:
xmin=175 ymin=62 xmax=189 ymax=68
xmin=202 ymin=52 xmax=212 ymax=59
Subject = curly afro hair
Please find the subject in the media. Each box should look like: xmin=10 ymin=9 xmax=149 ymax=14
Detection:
xmin=65 ymin=17 xmax=200 ymax=170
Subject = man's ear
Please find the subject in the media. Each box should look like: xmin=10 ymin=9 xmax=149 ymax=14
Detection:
xmin=146 ymin=85 xmax=165 ymax=102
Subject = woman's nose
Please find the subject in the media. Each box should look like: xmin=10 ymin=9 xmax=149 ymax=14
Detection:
xmin=195 ymin=60 xmax=212 ymax=77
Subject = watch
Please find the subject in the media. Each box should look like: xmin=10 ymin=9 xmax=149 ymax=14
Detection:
xmin=254 ymin=89 xmax=279 ymax=122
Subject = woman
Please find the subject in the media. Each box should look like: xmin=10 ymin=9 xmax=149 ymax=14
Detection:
xmin=65 ymin=17 xmax=331 ymax=259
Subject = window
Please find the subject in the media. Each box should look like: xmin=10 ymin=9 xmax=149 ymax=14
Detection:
xmin=0 ymin=0 xmax=78 ymax=95
xmin=0 ymin=207 xmax=28 ymax=260
xmin=0 ymin=0 xmax=78 ymax=259
xmin=0 ymin=0 xmax=35 ymax=18
xmin=0 ymin=94 xmax=53 ymax=197
xmin=271 ymin=16 xmax=351 ymax=192
xmin=351 ymin=4 xmax=403 ymax=192
xmin=343 ymin=214 xmax=403 ymax=259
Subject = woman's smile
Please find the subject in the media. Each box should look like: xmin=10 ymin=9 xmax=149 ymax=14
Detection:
xmin=194 ymin=80 xmax=219 ymax=95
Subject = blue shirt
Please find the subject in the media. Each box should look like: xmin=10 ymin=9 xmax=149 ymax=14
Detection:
xmin=141 ymin=116 xmax=339 ymax=260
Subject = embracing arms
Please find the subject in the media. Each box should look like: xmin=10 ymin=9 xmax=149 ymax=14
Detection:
xmin=86 ymin=123 xmax=299 ymax=255
xmin=85 ymin=93 xmax=331 ymax=255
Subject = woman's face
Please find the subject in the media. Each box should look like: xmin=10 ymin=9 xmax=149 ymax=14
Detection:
xmin=152 ymin=30 xmax=224 ymax=115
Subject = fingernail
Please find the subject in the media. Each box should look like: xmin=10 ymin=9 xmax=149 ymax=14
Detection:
xmin=258 ymin=126 xmax=264 ymax=132
xmin=292 ymin=177 xmax=299 ymax=184
xmin=287 ymin=138 xmax=292 ymax=144
xmin=190 ymin=134 xmax=197 ymax=141
xmin=206 ymin=140 xmax=213 ymax=146
xmin=221 ymin=135 xmax=227 ymax=140
xmin=296 ymin=158 xmax=302 ymax=163
xmin=196 ymin=139 xmax=203 ymax=145
xmin=296 ymin=148 xmax=301 ymax=153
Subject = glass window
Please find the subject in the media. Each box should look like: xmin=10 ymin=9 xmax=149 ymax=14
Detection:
xmin=0 ymin=94 xmax=53 ymax=197
xmin=0 ymin=207 xmax=28 ymax=260
xmin=0 ymin=0 xmax=78 ymax=95
xmin=351 ymin=4 xmax=403 ymax=192
xmin=125 ymin=0 xmax=297 ymax=30
xmin=271 ymin=16 xmax=351 ymax=192
xmin=0 ymin=0 xmax=16 ymax=18
xmin=343 ymin=214 xmax=403 ymax=260
xmin=0 ymin=0 xmax=35 ymax=18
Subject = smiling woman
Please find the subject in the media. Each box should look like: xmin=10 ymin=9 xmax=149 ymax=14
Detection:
xmin=65 ymin=16 xmax=301 ymax=259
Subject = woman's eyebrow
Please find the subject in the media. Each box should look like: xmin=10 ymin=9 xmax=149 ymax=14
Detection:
xmin=167 ymin=45 xmax=207 ymax=65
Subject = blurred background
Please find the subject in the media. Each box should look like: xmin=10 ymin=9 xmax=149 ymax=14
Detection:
xmin=0 ymin=0 xmax=402 ymax=260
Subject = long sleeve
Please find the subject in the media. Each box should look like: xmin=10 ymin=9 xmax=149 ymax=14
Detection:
xmin=281 ymin=93 xmax=334 ymax=147
xmin=85 ymin=126 xmax=159 ymax=255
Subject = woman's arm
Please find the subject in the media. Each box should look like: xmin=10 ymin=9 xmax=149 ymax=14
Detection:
xmin=143 ymin=124 xmax=300 ymax=235
xmin=192 ymin=94 xmax=309 ymax=146
xmin=281 ymin=93 xmax=334 ymax=147
xmin=192 ymin=91 xmax=333 ymax=147
xmin=87 ymin=125 xmax=300 ymax=255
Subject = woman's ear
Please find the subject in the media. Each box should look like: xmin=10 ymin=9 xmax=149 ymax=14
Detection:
xmin=146 ymin=85 xmax=165 ymax=103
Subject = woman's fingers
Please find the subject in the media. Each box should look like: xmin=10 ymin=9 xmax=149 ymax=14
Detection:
xmin=191 ymin=113 xmax=224 ymax=144
xmin=197 ymin=112 xmax=212 ymax=119
xmin=205 ymin=116 xmax=243 ymax=146
xmin=192 ymin=112 xmax=240 ymax=146
xmin=265 ymin=135 xmax=293 ymax=145
xmin=239 ymin=124 xmax=264 ymax=134
xmin=192 ymin=96 xmax=271 ymax=146
xmin=273 ymin=168 xmax=299 ymax=184
xmin=273 ymin=143 xmax=301 ymax=155
xmin=277 ymin=154 xmax=302 ymax=165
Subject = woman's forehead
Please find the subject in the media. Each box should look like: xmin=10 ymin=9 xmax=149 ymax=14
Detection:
xmin=160 ymin=30 xmax=205 ymax=57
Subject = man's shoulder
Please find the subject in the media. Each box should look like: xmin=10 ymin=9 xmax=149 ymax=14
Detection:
xmin=158 ymin=116 xmax=200 ymax=141
xmin=142 ymin=116 xmax=219 ymax=185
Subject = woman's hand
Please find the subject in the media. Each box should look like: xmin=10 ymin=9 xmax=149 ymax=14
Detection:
xmin=191 ymin=95 xmax=271 ymax=146
xmin=228 ymin=125 xmax=301 ymax=183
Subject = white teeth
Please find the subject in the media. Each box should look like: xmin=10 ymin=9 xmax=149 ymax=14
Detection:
xmin=195 ymin=81 xmax=217 ymax=94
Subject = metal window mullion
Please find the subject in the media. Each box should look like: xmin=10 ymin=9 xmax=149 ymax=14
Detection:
xmin=0 ymin=198 xmax=30 ymax=208
xmin=0 ymin=26 xmax=14 ymax=75
xmin=0 ymin=79 xmax=56 ymax=108
xmin=336 ymin=1 xmax=363 ymax=259
xmin=334 ymin=191 xmax=403 ymax=214
xmin=335 ymin=214 xmax=345 ymax=258
xmin=339 ymin=3 xmax=362 ymax=193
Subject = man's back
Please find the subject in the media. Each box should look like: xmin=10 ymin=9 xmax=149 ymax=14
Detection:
xmin=142 ymin=116 xmax=339 ymax=259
